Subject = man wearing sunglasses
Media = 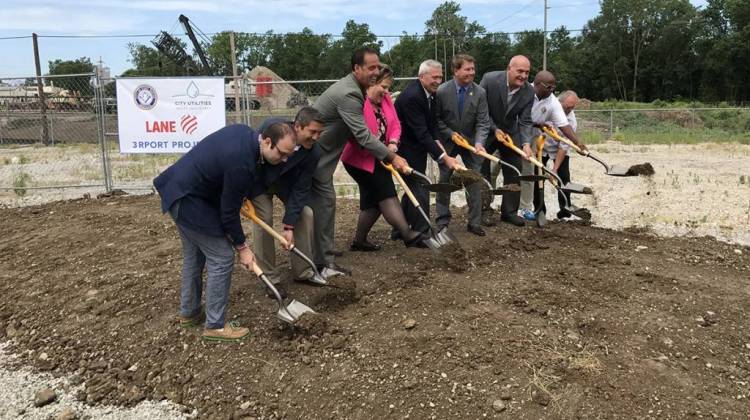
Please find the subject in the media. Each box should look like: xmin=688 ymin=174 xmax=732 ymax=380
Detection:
xmin=522 ymin=71 xmax=588 ymax=221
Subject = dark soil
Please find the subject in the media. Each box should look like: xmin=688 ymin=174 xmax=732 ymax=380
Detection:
xmin=626 ymin=162 xmax=656 ymax=176
xmin=1 ymin=194 xmax=749 ymax=419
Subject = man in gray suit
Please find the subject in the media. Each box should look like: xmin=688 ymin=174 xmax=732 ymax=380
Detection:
xmin=479 ymin=55 xmax=536 ymax=227
xmin=435 ymin=54 xmax=491 ymax=236
xmin=312 ymin=47 xmax=409 ymax=278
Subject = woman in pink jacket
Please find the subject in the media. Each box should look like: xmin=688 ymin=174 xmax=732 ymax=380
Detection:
xmin=341 ymin=65 xmax=426 ymax=251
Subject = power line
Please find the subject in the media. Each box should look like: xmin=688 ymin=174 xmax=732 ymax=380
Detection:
xmin=1 ymin=28 xmax=585 ymax=42
xmin=486 ymin=0 xmax=542 ymax=30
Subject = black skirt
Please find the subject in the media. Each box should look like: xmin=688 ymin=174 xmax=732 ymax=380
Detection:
xmin=344 ymin=162 xmax=397 ymax=210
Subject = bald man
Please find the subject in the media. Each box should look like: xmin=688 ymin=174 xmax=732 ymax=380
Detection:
xmin=479 ymin=55 xmax=536 ymax=227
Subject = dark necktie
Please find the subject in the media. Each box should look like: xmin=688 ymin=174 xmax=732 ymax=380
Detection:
xmin=458 ymin=86 xmax=466 ymax=116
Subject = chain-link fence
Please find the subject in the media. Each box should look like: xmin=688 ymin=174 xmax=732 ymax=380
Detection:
xmin=0 ymin=73 xmax=108 ymax=201
xmin=3 ymin=71 xmax=749 ymax=205
xmin=576 ymin=107 xmax=750 ymax=145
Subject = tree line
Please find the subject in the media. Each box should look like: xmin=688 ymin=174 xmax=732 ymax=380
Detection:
xmin=51 ymin=0 xmax=750 ymax=103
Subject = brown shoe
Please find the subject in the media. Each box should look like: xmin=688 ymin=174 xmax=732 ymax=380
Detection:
xmin=177 ymin=307 xmax=205 ymax=328
xmin=202 ymin=321 xmax=250 ymax=342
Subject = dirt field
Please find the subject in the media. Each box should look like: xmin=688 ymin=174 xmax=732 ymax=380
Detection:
xmin=1 ymin=194 xmax=749 ymax=419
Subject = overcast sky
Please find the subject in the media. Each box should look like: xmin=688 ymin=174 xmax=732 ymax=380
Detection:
xmin=0 ymin=0 xmax=708 ymax=76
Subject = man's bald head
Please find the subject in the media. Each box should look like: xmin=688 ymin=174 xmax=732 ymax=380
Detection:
xmin=506 ymin=55 xmax=531 ymax=89
xmin=533 ymin=70 xmax=557 ymax=99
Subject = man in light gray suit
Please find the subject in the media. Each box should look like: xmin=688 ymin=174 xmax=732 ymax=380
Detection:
xmin=435 ymin=54 xmax=491 ymax=236
xmin=312 ymin=47 xmax=409 ymax=278
xmin=479 ymin=55 xmax=536 ymax=227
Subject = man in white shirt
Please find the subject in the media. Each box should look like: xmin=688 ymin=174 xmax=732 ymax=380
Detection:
xmin=521 ymin=72 xmax=587 ymax=219
xmin=537 ymin=90 xmax=586 ymax=219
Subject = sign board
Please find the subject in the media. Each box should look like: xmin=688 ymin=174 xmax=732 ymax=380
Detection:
xmin=116 ymin=77 xmax=226 ymax=153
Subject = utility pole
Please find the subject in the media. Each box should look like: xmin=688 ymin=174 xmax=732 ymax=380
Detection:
xmin=229 ymin=31 xmax=241 ymax=123
xmin=32 ymin=33 xmax=50 ymax=146
xmin=543 ymin=0 xmax=548 ymax=71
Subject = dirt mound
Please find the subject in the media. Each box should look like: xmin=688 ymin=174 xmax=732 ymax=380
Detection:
xmin=626 ymin=162 xmax=656 ymax=176
xmin=0 ymin=195 xmax=748 ymax=419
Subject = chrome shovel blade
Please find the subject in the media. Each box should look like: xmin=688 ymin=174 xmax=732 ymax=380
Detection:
xmin=276 ymin=300 xmax=316 ymax=324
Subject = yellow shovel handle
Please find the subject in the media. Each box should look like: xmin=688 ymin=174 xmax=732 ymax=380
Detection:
xmin=494 ymin=131 xmax=546 ymax=169
xmin=382 ymin=162 xmax=420 ymax=208
xmin=241 ymin=200 xmax=290 ymax=247
xmin=542 ymin=126 xmax=583 ymax=154
xmin=452 ymin=132 xmax=499 ymax=163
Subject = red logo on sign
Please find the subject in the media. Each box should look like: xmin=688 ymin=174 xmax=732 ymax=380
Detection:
xmin=181 ymin=115 xmax=198 ymax=135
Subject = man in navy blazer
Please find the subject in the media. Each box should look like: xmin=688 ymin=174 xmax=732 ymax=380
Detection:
xmin=251 ymin=107 xmax=324 ymax=287
xmin=395 ymin=59 xmax=459 ymax=235
xmin=154 ymin=122 xmax=296 ymax=342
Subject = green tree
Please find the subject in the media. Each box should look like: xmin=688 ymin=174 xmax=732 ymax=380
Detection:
xmin=424 ymin=1 xmax=486 ymax=76
xmin=320 ymin=20 xmax=382 ymax=79
xmin=47 ymin=57 xmax=95 ymax=95
xmin=121 ymin=42 xmax=187 ymax=77
xmin=205 ymin=31 xmax=272 ymax=76
xmin=266 ymin=28 xmax=330 ymax=80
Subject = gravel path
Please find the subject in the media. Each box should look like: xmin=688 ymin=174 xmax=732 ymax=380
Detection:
xmin=0 ymin=342 xmax=190 ymax=420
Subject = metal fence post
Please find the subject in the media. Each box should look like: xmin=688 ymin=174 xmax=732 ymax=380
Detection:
xmin=93 ymin=74 xmax=112 ymax=192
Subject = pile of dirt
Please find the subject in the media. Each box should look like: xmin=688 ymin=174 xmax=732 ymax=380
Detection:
xmin=0 ymin=194 xmax=749 ymax=419
xmin=626 ymin=162 xmax=656 ymax=176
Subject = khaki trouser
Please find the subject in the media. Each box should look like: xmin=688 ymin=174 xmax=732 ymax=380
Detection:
xmin=519 ymin=141 xmax=539 ymax=212
xmin=251 ymin=193 xmax=314 ymax=284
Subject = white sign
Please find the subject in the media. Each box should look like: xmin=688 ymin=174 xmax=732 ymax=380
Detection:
xmin=116 ymin=77 xmax=226 ymax=153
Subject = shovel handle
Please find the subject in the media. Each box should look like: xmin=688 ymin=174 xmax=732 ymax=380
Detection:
xmin=241 ymin=200 xmax=291 ymax=247
xmin=452 ymin=132 xmax=499 ymax=163
xmin=542 ymin=126 xmax=584 ymax=154
xmin=535 ymin=135 xmax=545 ymax=187
xmin=382 ymin=162 xmax=421 ymax=209
xmin=494 ymin=131 xmax=546 ymax=169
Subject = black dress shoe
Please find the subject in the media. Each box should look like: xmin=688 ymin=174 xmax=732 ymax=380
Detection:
xmin=500 ymin=214 xmax=526 ymax=227
xmin=404 ymin=233 xmax=428 ymax=248
xmin=467 ymin=224 xmax=486 ymax=236
xmin=350 ymin=240 xmax=381 ymax=252
xmin=557 ymin=210 xmax=572 ymax=220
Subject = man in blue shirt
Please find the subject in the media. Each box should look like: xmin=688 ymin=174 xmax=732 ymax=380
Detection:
xmin=154 ymin=122 xmax=296 ymax=342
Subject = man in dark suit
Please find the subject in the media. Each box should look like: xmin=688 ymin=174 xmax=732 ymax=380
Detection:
xmin=395 ymin=59 xmax=459 ymax=235
xmin=479 ymin=55 xmax=536 ymax=227
xmin=154 ymin=122 xmax=296 ymax=342
xmin=251 ymin=107 xmax=324 ymax=288
xmin=312 ymin=47 xmax=410 ymax=278
xmin=435 ymin=54 xmax=491 ymax=236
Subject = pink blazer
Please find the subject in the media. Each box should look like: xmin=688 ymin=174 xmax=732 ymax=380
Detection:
xmin=341 ymin=93 xmax=401 ymax=173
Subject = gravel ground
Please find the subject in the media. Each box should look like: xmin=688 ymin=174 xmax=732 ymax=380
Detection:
xmin=0 ymin=342 xmax=190 ymax=419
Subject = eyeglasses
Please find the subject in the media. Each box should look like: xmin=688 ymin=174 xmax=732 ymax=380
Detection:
xmin=540 ymin=81 xmax=556 ymax=90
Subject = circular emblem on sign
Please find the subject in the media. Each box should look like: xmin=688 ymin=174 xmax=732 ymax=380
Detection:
xmin=134 ymin=84 xmax=157 ymax=110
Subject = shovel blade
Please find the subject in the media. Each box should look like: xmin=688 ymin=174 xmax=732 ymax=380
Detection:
xmin=276 ymin=300 xmax=316 ymax=324
xmin=424 ymin=183 xmax=462 ymax=193
xmin=518 ymin=175 xmax=547 ymax=182
xmin=607 ymin=165 xmax=636 ymax=176
xmin=561 ymin=182 xmax=593 ymax=194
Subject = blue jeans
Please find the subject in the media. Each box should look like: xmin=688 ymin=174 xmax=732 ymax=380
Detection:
xmin=170 ymin=203 xmax=235 ymax=329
